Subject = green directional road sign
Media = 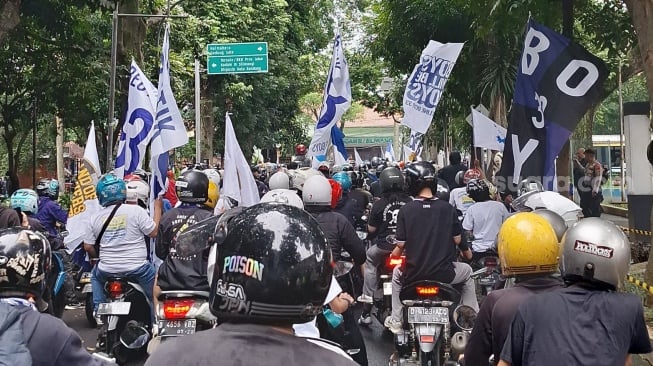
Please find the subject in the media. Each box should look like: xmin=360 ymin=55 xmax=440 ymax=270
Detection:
xmin=207 ymin=42 xmax=269 ymax=75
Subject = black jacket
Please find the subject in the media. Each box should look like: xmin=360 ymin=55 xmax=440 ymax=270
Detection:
xmin=0 ymin=302 xmax=110 ymax=365
xmin=308 ymin=208 xmax=366 ymax=265
xmin=334 ymin=192 xmax=364 ymax=226
xmin=438 ymin=163 xmax=466 ymax=189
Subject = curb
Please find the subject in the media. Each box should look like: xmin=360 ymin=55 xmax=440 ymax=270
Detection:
xmin=601 ymin=204 xmax=628 ymax=217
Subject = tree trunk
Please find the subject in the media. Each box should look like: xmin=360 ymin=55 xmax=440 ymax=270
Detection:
xmin=625 ymin=0 xmax=653 ymax=305
xmin=0 ymin=0 xmax=20 ymax=46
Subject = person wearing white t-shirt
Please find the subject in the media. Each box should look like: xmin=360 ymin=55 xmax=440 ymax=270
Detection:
xmin=462 ymin=179 xmax=509 ymax=261
xmin=83 ymin=174 xmax=162 ymax=325
xmin=449 ymin=169 xmax=482 ymax=217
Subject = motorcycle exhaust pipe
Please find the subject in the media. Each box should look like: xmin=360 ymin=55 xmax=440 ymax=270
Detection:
xmin=450 ymin=331 xmax=469 ymax=354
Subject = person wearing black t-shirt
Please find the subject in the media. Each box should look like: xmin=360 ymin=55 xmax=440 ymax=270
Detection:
xmin=498 ymin=218 xmax=652 ymax=366
xmin=357 ymin=167 xmax=411 ymax=325
xmin=437 ymin=151 xmax=467 ymax=189
xmin=384 ymin=162 xmax=477 ymax=334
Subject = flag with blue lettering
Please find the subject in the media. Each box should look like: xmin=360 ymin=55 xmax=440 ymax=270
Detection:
xmin=149 ymin=23 xmax=188 ymax=200
xmin=114 ymin=61 xmax=158 ymax=178
xmin=331 ymin=125 xmax=348 ymax=165
xmin=497 ymin=19 xmax=608 ymax=192
xmin=472 ymin=108 xmax=507 ymax=152
xmin=402 ymin=41 xmax=464 ymax=134
xmin=308 ymin=30 xmax=351 ymax=168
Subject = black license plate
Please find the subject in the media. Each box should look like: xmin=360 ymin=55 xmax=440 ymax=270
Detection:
xmin=158 ymin=319 xmax=197 ymax=337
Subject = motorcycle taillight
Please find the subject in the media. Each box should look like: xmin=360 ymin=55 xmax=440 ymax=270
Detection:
xmin=386 ymin=256 xmax=405 ymax=269
xmin=416 ymin=286 xmax=439 ymax=297
xmin=106 ymin=281 xmax=124 ymax=299
xmin=163 ymin=298 xmax=194 ymax=320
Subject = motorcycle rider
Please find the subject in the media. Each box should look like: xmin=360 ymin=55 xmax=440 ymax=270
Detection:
xmin=83 ymin=173 xmax=162 ymax=324
xmin=0 ymin=228 xmax=112 ymax=365
xmin=384 ymin=161 xmax=477 ymax=334
xmin=449 ymin=169 xmax=481 ymax=217
xmin=34 ymin=178 xmax=68 ymax=243
xmin=438 ymin=151 xmax=467 ymax=189
xmin=332 ymin=171 xmax=363 ymax=226
xmin=251 ymin=166 xmax=270 ymax=198
xmin=357 ymin=167 xmax=411 ymax=324
xmin=268 ymin=171 xmax=291 ymax=190
xmin=499 ymin=218 xmax=652 ymax=366
xmin=146 ymin=203 xmax=357 ymax=366
xmin=463 ymin=212 xmax=563 ymax=365
xmin=10 ymin=189 xmax=46 ymax=233
xmin=302 ymin=175 xmax=368 ymax=365
xmin=462 ymin=179 xmax=510 ymax=262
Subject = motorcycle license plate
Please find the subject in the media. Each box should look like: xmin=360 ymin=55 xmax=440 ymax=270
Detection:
xmin=407 ymin=307 xmax=448 ymax=324
xmin=158 ymin=319 xmax=197 ymax=337
xmin=97 ymin=302 xmax=131 ymax=315
xmin=80 ymin=272 xmax=92 ymax=284
xmin=383 ymin=281 xmax=393 ymax=296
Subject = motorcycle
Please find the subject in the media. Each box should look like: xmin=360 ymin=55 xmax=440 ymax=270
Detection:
xmin=390 ymin=281 xmax=477 ymax=366
xmin=71 ymin=243 xmax=97 ymax=327
xmin=95 ymin=277 xmax=153 ymax=365
xmin=470 ymin=255 xmax=501 ymax=302
xmin=148 ymin=290 xmax=216 ymax=353
xmin=43 ymin=250 xmax=67 ymax=318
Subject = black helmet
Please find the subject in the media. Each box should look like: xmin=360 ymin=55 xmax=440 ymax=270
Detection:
xmin=35 ymin=178 xmax=60 ymax=200
xmin=467 ymin=179 xmax=490 ymax=202
xmin=175 ymin=170 xmax=209 ymax=204
xmin=435 ymin=178 xmax=450 ymax=201
xmin=454 ymin=171 xmax=465 ymax=187
xmin=209 ymin=203 xmax=332 ymax=324
xmin=405 ymin=161 xmax=437 ymax=197
xmin=0 ymin=228 xmax=51 ymax=312
xmin=379 ymin=167 xmax=404 ymax=193
xmin=371 ymin=156 xmax=382 ymax=167
xmin=347 ymin=171 xmax=361 ymax=189
xmin=376 ymin=164 xmax=387 ymax=178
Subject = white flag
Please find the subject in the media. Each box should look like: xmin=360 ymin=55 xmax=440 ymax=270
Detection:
xmin=114 ymin=61 xmax=158 ymax=178
xmin=385 ymin=142 xmax=396 ymax=162
xmin=472 ymin=108 xmax=506 ymax=151
xmin=150 ymin=24 xmax=189 ymax=200
xmin=354 ymin=148 xmax=363 ymax=167
xmin=222 ymin=113 xmax=260 ymax=208
xmin=64 ymin=121 xmax=103 ymax=252
xmin=308 ymin=30 xmax=351 ymax=167
xmin=402 ymin=41 xmax=464 ymax=134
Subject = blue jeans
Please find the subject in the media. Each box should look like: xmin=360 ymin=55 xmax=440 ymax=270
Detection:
xmin=91 ymin=262 xmax=156 ymax=313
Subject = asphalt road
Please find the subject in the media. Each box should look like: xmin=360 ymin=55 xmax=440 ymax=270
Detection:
xmin=63 ymin=304 xmax=395 ymax=366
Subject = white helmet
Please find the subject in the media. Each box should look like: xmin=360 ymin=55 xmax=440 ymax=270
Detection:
xmin=289 ymin=167 xmax=321 ymax=192
xmin=260 ymin=189 xmax=303 ymax=209
xmin=268 ymin=172 xmax=291 ymax=190
xmin=126 ymin=179 xmax=149 ymax=206
xmin=203 ymin=168 xmax=221 ymax=187
xmin=302 ymin=175 xmax=331 ymax=206
xmin=562 ymin=218 xmax=630 ymax=289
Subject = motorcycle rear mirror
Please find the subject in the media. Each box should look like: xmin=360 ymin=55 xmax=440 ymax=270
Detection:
xmin=453 ymin=305 xmax=477 ymax=331
xmin=120 ymin=324 xmax=150 ymax=349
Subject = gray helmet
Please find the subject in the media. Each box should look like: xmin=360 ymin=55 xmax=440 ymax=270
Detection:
xmin=517 ymin=178 xmax=543 ymax=197
xmin=533 ymin=209 xmax=567 ymax=242
xmin=561 ymin=218 xmax=630 ymax=290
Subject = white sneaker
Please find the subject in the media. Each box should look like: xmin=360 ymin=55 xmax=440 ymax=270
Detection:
xmin=357 ymin=294 xmax=373 ymax=304
xmin=384 ymin=316 xmax=402 ymax=334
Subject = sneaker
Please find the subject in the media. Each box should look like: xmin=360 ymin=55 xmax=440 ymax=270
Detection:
xmin=384 ymin=316 xmax=402 ymax=334
xmin=358 ymin=313 xmax=372 ymax=326
xmin=357 ymin=294 xmax=373 ymax=304
xmin=65 ymin=302 xmax=84 ymax=310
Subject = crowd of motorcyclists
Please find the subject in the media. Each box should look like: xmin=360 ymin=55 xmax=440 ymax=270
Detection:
xmin=0 ymin=145 xmax=649 ymax=366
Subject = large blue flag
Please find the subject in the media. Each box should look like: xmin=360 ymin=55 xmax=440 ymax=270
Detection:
xmin=497 ymin=19 xmax=608 ymax=192
xmin=308 ymin=30 xmax=351 ymax=168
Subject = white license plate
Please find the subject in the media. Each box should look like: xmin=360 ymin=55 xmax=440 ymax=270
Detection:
xmin=82 ymin=284 xmax=92 ymax=293
xmin=407 ymin=307 xmax=448 ymax=324
xmin=383 ymin=281 xmax=392 ymax=296
xmin=97 ymin=302 xmax=131 ymax=315
xmin=158 ymin=319 xmax=197 ymax=337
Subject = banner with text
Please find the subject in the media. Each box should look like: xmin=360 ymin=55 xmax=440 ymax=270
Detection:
xmin=497 ymin=19 xmax=608 ymax=192
xmin=402 ymin=41 xmax=464 ymax=134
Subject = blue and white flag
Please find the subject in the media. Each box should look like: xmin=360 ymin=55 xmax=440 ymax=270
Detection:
xmin=331 ymin=125 xmax=348 ymax=165
xmin=402 ymin=41 xmax=464 ymax=134
xmin=149 ymin=23 xmax=188 ymax=200
xmin=221 ymin=113 xmax=260 ymax=208
xmin=114 ymin=61 xmax=158 ymax=178
xmin=354 ymin=148 xmax=363 ymax=167
xmin=384 ymin=142 xmax=396 ymax=162
xmin=472 ymin=108 xmax=507 ymax=152
xmin=308 ymin=30 xmax=351 ymax=168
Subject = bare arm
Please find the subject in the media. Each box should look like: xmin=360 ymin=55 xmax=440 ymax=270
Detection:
xmin=147 ymin=199 xmax=163 ymax=238
xmin=83 ymin=243 xmax=98 ymax=259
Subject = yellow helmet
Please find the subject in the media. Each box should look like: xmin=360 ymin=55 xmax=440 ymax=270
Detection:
xmin=205 ymin=181 xmax=219 ymax=209
xmin=498 ymin=212 xmax=560 ymax=276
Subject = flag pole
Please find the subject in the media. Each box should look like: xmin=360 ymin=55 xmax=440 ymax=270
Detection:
xmin=195 ymin=59 xmax=201 ymax=163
